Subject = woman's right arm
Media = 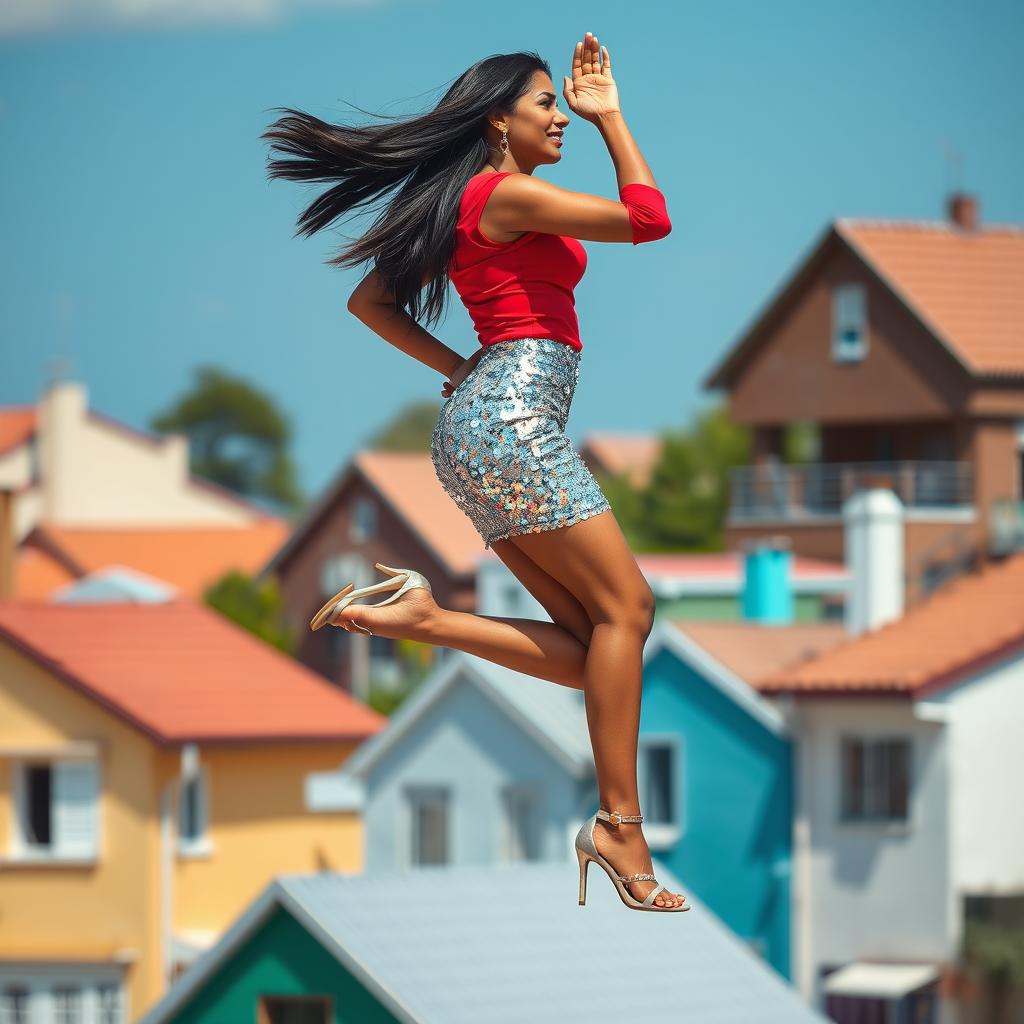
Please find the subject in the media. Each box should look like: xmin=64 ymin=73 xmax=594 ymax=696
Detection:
xmin=483 ymin=34 xmax=671 ymax=245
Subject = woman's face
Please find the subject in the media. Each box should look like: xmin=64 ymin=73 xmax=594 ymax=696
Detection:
xmin=504 ymin=70 xmax=570 ymax=169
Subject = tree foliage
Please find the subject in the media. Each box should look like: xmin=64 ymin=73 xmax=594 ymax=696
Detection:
xmin=203 ymin=570 xmax=297 ymax=655
xmin=151 ymin=366 xmax=304 ymax=516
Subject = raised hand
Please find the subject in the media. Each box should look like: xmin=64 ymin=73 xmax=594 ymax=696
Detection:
xmin=562 ymin=31 xmax=621 ymax=122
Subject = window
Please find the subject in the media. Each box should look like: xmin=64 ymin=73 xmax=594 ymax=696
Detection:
xmin=53 ymin=985 xmax=82 ymax=1024
xmin=178 ymin=767 xmax=209 ymax=850
xmin=832 ymin=283 xmax=868 ymax=363
xmin=639 ymin=738 xmax=679 ymax=827
xmin=840 ymin=735 xmax=910 ymax=822
xmin=500 ymin=785 xmax=540 ymax=862
xmin=407 ymin=787 xmax=449 ymax=865
xmin=1 ymin=986 xmax=29 ymax=1024
xmin=97 ymin=983 xmax=122 ymax=1024
xmin=349 ymin=498 xmax=377 ymax=542
xmin=260 ymin=995 xmax=331 ymax=1024
xmin=14 ymin=759 xmax=100 ymax=860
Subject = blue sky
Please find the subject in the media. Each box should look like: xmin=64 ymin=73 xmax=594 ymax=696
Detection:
xmin=1 ymin=0 xmax=1021 ymax=499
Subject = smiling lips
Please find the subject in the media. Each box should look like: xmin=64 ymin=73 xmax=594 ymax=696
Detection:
xmin=548 ymin=132 xmax=563 ymax=144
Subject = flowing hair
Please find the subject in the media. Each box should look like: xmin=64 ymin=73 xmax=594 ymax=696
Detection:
xmin=261 ymin=51 xmax=551 ymax=329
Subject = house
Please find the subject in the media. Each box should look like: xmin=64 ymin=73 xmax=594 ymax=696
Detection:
xmin=0 ymin=380 xmax=290 ymax=600
xmin=304 ymin=540 xmax=847 ymax=982
xmin=136 ymin=868 xmax=830 ymax=1024
xmin=703 ymin=192 xmax=1024 ymax=604
xmin=258 ymin=451 xmax=484 ymax=698
xmin=753 ymin=486 xmax=1024 ymax=1024
xmin=0 ymin=592 xmax=387 ymax=1021
xmin=578 ymin=430 xmax=664 ymax=488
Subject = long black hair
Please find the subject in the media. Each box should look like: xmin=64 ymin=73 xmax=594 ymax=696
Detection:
xmin=262 ymin=52 xmax=550 ymax=329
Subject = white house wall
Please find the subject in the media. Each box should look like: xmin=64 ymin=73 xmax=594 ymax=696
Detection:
xmin=795 ymin=698 xmax=954 ymax=1004
xmin=35 ymin=383 xmax=255 ymax=527
xmin=940 ymin=652 xmax=1024 ymax=893
xmin=362 ymin=677 xmax=583 ymax=871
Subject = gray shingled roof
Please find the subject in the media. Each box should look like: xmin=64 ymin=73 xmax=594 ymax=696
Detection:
xmin=272 ymin=864 xmax=825 ymax=1024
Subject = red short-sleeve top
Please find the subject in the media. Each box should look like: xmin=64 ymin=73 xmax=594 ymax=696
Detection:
xmin=448 ymin=171 xmax=588 ymax=351
xmin=448 ymin=171 xmax=671 ymax=352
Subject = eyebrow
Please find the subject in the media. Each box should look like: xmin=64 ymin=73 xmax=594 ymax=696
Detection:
xmin=536 ymin=92 xmax=556 ymax=100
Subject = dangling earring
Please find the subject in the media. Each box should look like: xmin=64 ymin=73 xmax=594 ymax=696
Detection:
xmin=499 ymin=127 xmax=509 ymax=154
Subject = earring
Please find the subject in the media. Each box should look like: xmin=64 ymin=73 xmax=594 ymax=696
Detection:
xmin=500 ymin=128 xmax=508 ymax=154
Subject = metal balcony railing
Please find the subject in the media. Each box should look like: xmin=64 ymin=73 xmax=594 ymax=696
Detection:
xmin=728 ymin=460 xmax=974 ymax=521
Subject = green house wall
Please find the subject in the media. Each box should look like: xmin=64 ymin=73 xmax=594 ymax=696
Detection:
xmin=167 ymin=903 xmax=404 ymax=1024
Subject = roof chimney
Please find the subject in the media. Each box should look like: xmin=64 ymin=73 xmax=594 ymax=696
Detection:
xmin=843 ymin=488 xmax=905 ymax=637
xmin=740 ymin=536 xmax=794 ymax=625
xmin=947 ymin=192 xmax=979 ymax=231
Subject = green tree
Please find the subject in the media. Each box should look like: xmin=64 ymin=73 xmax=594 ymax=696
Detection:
xmin=203 ymin=570 xmax=297 ymax=655
xmin=614 ymin=403 xmax=751 ymax=552
xmin=151 ymin=366 xmax=305 ymax=516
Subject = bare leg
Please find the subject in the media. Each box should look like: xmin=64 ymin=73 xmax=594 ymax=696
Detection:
xmin=505 ymin=510 xmax=686 ymax=909
xmin=330 ymin=574 xmax=589 ymax=690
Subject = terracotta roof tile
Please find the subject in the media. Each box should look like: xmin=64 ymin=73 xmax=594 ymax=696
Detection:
xmin=355 ymin=452 xmax=485 ymax=575
xmin=0 ymin=407 xmax=36 ymax=455
xmin=759 ymin=552 xmax=1024 ymax=695
xmin=25 ymin=521 xmax=290 ymax=599
xmin=669 ymin=619 xmax=848 ymax=686
xmin=0 ymin=599 xmax=387 ymax=742
xmin=13 ymin=545 xmax=77 ymax=600
xmin=838 ymin=221 xmax=1024 ymax=376
xmin=580 ymin=433 xmax=663 ymax=487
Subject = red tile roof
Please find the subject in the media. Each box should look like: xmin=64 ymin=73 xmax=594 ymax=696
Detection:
xmin=580 ymin=433 xmax=663 ymax=487
xmin=19 ymin=522 xmax=290 ymax=600
xmin=0 ymin=599 xmax=388 ymax=742
xmin=0 ymin=408 xmax=36 ymax=456
xmin=669 ymin=619 xmax=848 ymax=686
xmin=759 ymin=552 xmax=1024 ymax=696
xmin=837 ymin=221 xmax=1024 ymax=376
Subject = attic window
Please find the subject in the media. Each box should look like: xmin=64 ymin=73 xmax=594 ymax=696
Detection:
xmin=831 ymin=283 xmax=867 ymax=363
xmin=350 ymin=497 xmax=377 ymax=542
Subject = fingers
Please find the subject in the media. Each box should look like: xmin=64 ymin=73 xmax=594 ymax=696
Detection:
xmin=601 ymin=44 xmax=611 ymax=77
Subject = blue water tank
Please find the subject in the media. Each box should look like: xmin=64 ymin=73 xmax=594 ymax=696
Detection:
xmin=741 ymin=538 xmax=793 ymax=624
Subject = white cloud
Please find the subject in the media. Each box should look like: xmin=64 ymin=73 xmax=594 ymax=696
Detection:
xmin=0 ymin=0 xmax=383 ymax=38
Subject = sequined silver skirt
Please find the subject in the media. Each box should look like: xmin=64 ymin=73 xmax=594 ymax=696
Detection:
xmin=430 ymin=336 xmax=611 ymax=549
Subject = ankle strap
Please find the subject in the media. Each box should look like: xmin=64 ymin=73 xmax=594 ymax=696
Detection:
xmin=597 ymin=807 xmax=644 ymax=826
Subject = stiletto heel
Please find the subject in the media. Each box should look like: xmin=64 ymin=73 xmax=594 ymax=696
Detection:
xmin=573 ymin=808 xmax=690 ymax=912
xmin=577 ymin=847 xmax=590 ymax=905
xmin=309 ymin=563 xmax=433 ymax=633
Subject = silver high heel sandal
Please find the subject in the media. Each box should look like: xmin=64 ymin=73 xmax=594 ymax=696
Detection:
xmin=575 ymin=808 xmax=690 ymax=912
xmin=309 ymin=562 xmax=433 ymax=635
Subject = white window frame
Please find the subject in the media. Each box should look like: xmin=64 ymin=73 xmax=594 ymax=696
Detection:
xmin=498 ymin=782 xmax=543 ymax=863
xmin=7 ymin=757 xmax=102 ymax=864
xmin=0 ymin=968 xmax=126 ymax=1024
xmin=177 ymin=765 xmax=213 ymax=858
xmin=831 ymin=282 xmax=868 ymax=363
xmin=638 ymin=733 xmax=683 ymax=848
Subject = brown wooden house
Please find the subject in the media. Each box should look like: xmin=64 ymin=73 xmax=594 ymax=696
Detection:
xmin=703 ymin=192 xmax=1024 ymax=604
xmin=257 ymin=451 xmax=483 ymax=697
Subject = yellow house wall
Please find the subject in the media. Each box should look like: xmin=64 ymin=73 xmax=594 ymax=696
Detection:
xmin=0 ymin=636 xmax=369 ymax=1020
xmin=161 ymin=741 xmax=365 ymax=935
xmin=0 ymin=640 xmax=161 ymax=1020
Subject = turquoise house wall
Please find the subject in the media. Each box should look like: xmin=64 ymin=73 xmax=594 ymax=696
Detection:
xmin=167 ymin=904 xmax=402 ymax=1024
xmin=642 ymin=648 xmax=793 ymax=978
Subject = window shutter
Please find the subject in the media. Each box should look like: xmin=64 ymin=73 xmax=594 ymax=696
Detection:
xmin=54 ymin=760 xmax=100 ymax=858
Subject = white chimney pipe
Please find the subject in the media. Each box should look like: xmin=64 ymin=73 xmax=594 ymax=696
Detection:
xmin=843 ymin=487 xmax=905 ymax=636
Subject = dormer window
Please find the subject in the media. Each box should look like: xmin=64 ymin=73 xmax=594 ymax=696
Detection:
xmin=831 ymin=283 xmax=867 ymax=363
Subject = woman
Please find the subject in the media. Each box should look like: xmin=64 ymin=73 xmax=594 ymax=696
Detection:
xmin=263 ymin=34 xmax=686 ymax=912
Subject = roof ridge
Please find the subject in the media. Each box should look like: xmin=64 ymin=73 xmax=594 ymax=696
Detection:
xmin=836 ymin=217 xmax=1024 ymax=234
